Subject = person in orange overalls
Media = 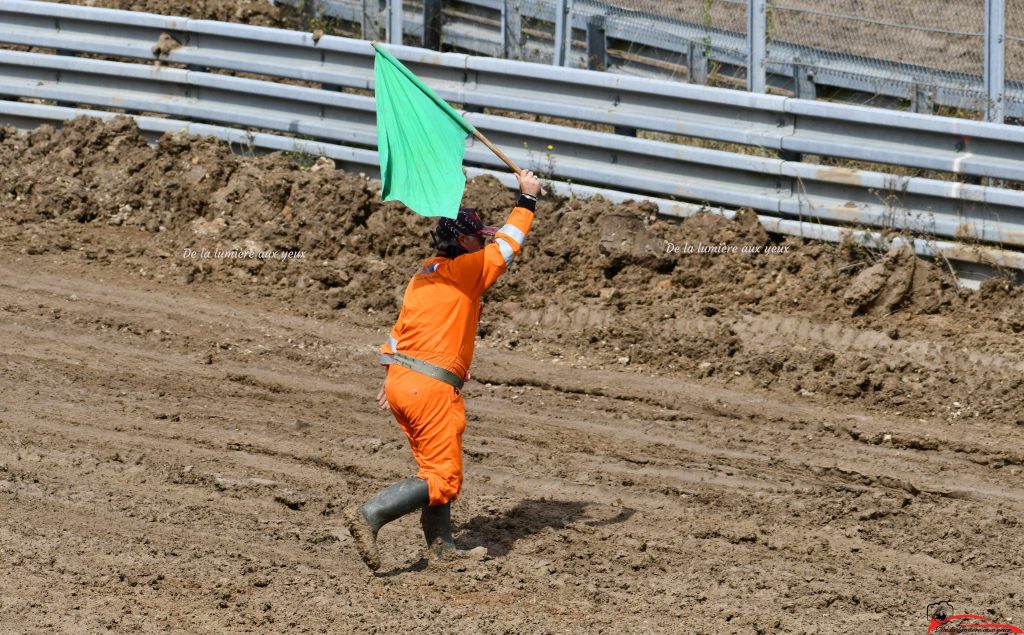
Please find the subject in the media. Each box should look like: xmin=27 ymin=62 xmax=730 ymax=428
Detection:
xmin=345 ymin=170 xmax=541 ymax=571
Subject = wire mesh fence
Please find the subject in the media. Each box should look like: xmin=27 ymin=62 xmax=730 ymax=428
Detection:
xmin=1007 ymin=0 xmax=1024 ymax=82
xmin=286 ymin=0 xmax=1023 ymax=121
xmin=585 ymin=0 xmax=748 ymax=83
xmin=768 ymin=1 xmax=985 ymax=75
xmin=517 ymin=0 xmax=559 ymax=64
xmin=768 ymin=0 xmax=986 ymax=109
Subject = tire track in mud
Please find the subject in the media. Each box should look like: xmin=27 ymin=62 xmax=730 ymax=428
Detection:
xmin=511 ymin=303 xmax=1024 ymax=378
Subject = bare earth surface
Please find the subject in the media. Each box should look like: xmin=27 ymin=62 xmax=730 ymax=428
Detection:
xmin=2 ymin=117 xmax=1024 ymax=633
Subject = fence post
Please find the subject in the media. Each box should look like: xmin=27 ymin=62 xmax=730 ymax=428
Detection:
xmin=423 ymin=0 xmax=442 ymax=50
xmin=747 ymin=0 xmax=766 ymax=92
xmin=503 ymin=0 xmax=523 ymax=60
xmin=55 ymin=49 xmax=76 ymax=108
xmin=792 ymin=60 xmax=815 ymax=100
xmin=586 ymin=14 xmax=606 ymax=71
xmin=387 ymin=0 xmax=403 ymax=45
xmin=553 ymin=0 xmax=572 ymax=66
xmin=362 ymin=0 xmax=382 ymax=40
xmin=912 ymin=85 xmax=934 ymax=114
xmin=984 ymin=0 xmax=1006 ymax=123
xmin=687 ymin=40 xmax=708 ymax=84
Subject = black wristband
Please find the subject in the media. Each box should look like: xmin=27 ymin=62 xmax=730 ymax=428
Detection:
xmin=516 ymin=193 xmax=537 ymax=211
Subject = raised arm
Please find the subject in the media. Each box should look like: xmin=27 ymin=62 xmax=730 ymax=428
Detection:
xmin=444 ymin=170 xmax=541 ymax=295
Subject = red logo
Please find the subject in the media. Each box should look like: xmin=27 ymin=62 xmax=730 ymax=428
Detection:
xmin=928 ymin=602 xmax=1023 ymax=633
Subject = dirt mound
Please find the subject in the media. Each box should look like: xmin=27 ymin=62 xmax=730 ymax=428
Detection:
xmin=2 ymin=116 xmax=411 ymax=311
xmin=2 ymin=116 xmax=1021 ymax=426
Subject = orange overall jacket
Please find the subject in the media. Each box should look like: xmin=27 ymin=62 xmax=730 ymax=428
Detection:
xmin=379 ymin=205 xmax=534 ymax=505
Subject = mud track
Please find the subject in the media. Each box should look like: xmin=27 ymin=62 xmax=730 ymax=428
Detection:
xmin=2 ymin=118 xmax=1023 ymax=633
xmin=3 ymin=244 xmax=1024 ymax=634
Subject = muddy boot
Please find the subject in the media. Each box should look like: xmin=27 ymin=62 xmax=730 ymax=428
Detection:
xmin=421 ymin=502 xmax=488 ymax=561
xmin=344 ymin=477 xmax=429 ymax=571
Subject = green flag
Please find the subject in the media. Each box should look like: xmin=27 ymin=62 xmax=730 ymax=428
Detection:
xmin=373 ymin=44 xmax=476 ymax=219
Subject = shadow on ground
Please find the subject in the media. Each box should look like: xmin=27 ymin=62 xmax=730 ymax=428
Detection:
xmin=457 ymin=499 xmax=635 ymax=558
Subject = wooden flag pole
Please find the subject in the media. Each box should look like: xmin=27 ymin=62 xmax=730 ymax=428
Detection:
xmin=371 ymin=40 xmax=546 ymax=195
xmin=467 ymin=128 xmax=547 ymax=196
xmin=471 ymin=129 xmax=522 ymax=174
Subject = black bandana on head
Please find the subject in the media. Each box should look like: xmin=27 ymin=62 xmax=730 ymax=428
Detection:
xmin=433 ymin=208 xmax=497 ymax=247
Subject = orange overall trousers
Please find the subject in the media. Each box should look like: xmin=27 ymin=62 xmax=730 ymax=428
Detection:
xmin=385 ymin=364 xmax=466 ymax=505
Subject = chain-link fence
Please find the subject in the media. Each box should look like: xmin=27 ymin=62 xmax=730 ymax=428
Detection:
xmin=1007 ymin=0 xmax=1024 ymax=115
xmin=767 ymin=0 xmax=986 ymax=111
xmin=516 ymin=0 xmax=560 ymax=64
xmin=291 ymin=0 xmax=1023 ymax=121
xmin=587 ymin=0 xmax=747 ymax=83
xmin=768 ymin=0 xmax=985 ymax=76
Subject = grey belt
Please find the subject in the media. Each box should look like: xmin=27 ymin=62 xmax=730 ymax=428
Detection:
xmin=392 ymin=352 xmax=465 ymax=391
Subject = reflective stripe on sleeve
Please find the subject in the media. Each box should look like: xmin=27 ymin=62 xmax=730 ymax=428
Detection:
xmin=498 ymin=223 xmax=526 ymax=245
xmin=386 ymin=335 xmax=398 ymax=351
xmin=379 ymin=353 xmax=395 ymax=365
xmin=496 ymin=237 xmax=515 ymax=266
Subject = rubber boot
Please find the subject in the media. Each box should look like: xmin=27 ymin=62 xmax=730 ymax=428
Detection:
xmin=421 ymin=502 xmax=488 ymax=561
xmin=344 ymin=477 xmax=429 ymax=571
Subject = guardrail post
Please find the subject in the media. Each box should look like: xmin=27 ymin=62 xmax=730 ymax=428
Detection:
xmin=984 ymin=0 xmax=1006 ymax=123
xmin=362 ymin=0 xmax=383 ymax=40
xmin=912 ymin=85 xmax=934 ymax=114
xmin=387 ymin=0 xmax=403 ymax=45
xmin=423 ymin=0 xmax=442 ymax=50
xmin=747 ymin=0 xmax=767 ymax=92
xmin=793 ymin=60 xmax=816 ymax=100
xmin=553 ymin=0 xmax=572 ymax=66
xmin=502 ymin=0 xmax=523 ymax=60
xmin=687 ymin=40 xmax=708 ymax=84
xmin=586 ymin=15 xmax=606 ymax=71
xmin=55 ymin=48 xmax=77 ymax=108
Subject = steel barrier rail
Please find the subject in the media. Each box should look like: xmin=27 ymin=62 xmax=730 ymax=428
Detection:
xmin=465 ymin=55 xmax=1024 ymax=181
xmin=3 ymin=98 xmax=1022 ymax=288
xmin=3 ymin=49 xmax=1023 ymax=253
xmin=3 ymin=1 xmax=1024 ymax=183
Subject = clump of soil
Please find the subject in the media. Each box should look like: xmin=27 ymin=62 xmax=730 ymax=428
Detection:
xmin=2 ymin=116 xmax=1021 ymax=425
xmin=842 ymin=243 xmax=946 ymax=316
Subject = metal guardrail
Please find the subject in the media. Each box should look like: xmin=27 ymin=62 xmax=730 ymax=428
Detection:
xmin=4 ymin=99 xmax=1022 ymax=288
xmin=2 ymin=0 xmax=1024 ymax=184
xmin=0 ymin=2 xmax=1021 ymax=284
xmin=2 ymin=49 xmax=1022 ymax=253
xmin=281 ymin=0 xmax=1024 ymax=121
